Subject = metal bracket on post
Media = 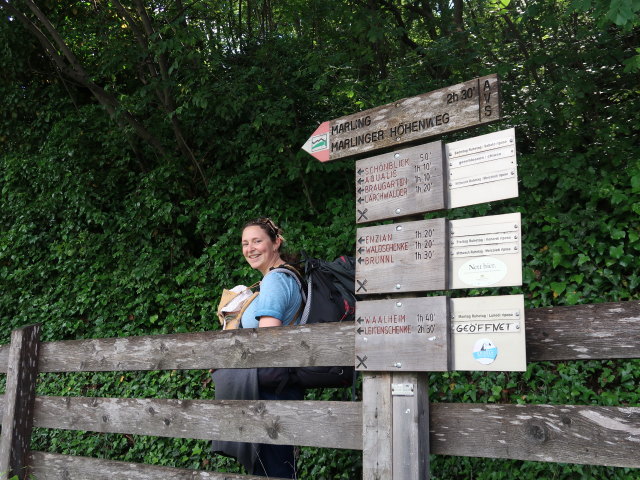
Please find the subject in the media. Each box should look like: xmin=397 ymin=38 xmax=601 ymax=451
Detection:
xmin=0 ymin=324 xmax=41 ymax=480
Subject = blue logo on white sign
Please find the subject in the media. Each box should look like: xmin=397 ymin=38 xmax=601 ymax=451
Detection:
xmin=472 ymin=338 xmax=498 ymax=365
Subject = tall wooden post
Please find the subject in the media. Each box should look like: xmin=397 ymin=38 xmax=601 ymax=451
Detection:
xmin=0 ymin=324 xmax=41 ymax=480
xmin=363 ymin=372 xmax=430 ymax=480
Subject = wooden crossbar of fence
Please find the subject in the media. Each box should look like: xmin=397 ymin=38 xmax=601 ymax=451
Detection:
xmin=0 ymin=301 xmax=638 ymax=479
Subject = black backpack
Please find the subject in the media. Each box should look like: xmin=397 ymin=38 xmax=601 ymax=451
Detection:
xmin=258 ymin=255 xmax=358 ymax=392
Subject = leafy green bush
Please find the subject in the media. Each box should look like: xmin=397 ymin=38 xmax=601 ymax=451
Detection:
xmin=1 ymin=0 xmax=638 ymax=478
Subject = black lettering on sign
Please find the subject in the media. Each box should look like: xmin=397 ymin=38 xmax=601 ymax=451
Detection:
xmin=330 ymin=129 xmax=385 ymax=152
xmin=331 ymin=115 xmax=372 ymax=135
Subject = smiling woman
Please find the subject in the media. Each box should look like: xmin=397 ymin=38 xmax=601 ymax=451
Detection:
xmin=212 ymin=217 xmax=304 ymax=478
xmin=240 ymin=217 xmax=302 ymax=328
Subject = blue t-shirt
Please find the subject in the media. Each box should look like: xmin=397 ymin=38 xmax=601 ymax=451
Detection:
xmin=241 ymin=271 xmax=302 ymax=328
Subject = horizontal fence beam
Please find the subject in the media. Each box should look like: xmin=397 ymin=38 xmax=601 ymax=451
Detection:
xmin=525 ymin=301 xmax=640 ymax=361
xmin=0 ymin=323 xmax=354 ymax=373
xmin=30 ymin=396 xmax=363 ymax=450
xmin=0 ymin=302 xmax=637 ymax=374
xmin=2 ymin=396 xmax=638 ymax=467
xmin=28 ymin=451 xmax=285 ymax=480
xmin=430 ymin=403 xmax=640 ymax=468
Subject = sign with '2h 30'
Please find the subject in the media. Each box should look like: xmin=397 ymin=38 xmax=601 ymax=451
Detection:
xmin=301 ymin=74 xmax=501 ymax=162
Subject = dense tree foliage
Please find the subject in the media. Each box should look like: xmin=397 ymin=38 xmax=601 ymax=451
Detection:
xmin=1 ymin=0 xmax=639 ymax=478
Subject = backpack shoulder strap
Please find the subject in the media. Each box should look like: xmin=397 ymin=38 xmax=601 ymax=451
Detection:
xmin=268 ymin=265 xmax=307 ymax=324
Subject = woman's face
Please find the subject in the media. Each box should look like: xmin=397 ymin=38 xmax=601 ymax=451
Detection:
xmin=242 ymin=225 xmax=282 ymax=275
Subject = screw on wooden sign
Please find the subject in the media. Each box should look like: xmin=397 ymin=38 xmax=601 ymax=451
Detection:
xmin=301 ymin=74 xmax=501 ymax=162
xmin=355 ymin=141 xmax=446 ymax=223
xmin=355 ymin=218 xmax=448 ymax=295
xmin=355 ymin=296 xmax=450 ymax=372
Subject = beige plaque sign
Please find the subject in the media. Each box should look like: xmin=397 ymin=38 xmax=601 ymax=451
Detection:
xmin=355 ymin=296 xmax=449 ymax=371
xmin=449 ymin=212 xmax=522 ymax=289
xmin=355 ymin=142 xmax=445 ymax=224
xmin=450 ymin=295 xmax=526 ymax=371
xmin=446 ymin=128 xmax=518 ymax=209
xmin=356 ymin=218 xmax=448 ymax=295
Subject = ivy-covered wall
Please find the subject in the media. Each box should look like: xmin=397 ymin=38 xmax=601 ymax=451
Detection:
xmin=1 ymin=0 xmax=639 ymax=478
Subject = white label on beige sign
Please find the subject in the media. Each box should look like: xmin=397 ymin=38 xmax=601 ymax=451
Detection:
xmin=451 ymin=295 xmax=526 ymax=371
xmin=446 ymin=128 xmax=518 ymax=209
xmin=449 ymin=212 xmax=522 ymax=289
xmin=457 ymin=256 xmax=508 ymax=286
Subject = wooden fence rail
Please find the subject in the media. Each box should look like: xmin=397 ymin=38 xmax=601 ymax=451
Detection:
xmin=0 ymin=301 xmax=638 ymax=479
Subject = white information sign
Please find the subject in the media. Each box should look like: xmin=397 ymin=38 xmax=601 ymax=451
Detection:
xmin=446 ymin=128 xmax=518 ymax=209
xmin=451 ymin=295 xmax=526 ymax=371
xmin=449 ymin=212 xmax=522 ymax=289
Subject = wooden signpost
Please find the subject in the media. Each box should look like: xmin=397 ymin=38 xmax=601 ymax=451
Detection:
xmin=355 ymin=297 xmax=449 ymax=372
xmin=302 ymin=74 xmax=501 ymax=162
xmin=355 ymin=218 xmax=448 ymax=295
xmin=302 ymin=72 xmax=529 ymax=480
xmin=355 ymin=142 xmax=445 ymax=224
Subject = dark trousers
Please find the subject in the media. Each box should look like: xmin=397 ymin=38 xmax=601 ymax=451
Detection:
xmin=253 ymin=385 xmax=303 ymax=478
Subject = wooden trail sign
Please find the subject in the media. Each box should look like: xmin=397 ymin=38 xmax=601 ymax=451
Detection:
xmin=355 ymin=141 xmax=446 ymax=224
xmin=355 ymin=128 xmax=518 ymax=223
xmin=302 ymin=74 xmax=501 ymax=162
xmin=355 ymin=218 xmax=448 ymax=295
xmin=355 ymin=296 xmax=449 ymax=372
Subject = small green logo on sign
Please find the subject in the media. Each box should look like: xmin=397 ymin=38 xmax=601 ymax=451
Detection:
xmin=311 ymin=134 xmax=328 ymax=152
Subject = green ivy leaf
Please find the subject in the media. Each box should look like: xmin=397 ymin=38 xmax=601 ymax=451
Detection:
xmin=609 ymin=245 xmax=624 ymax=259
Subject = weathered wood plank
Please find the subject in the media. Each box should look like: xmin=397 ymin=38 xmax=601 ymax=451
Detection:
xmin=302 ymin=74 xmax=501 ymax=162
xmin=0 ymin=324 xmax=41 ymax=480
xmin=32 ymin=396 xmax=362 ymax=450
xmin=392 ymin=373 xmax=429 ymax=480
xmin=11 ymin=396 xmax=640 ymax=468
xmin=355 ymin=297 xmax=449 ymax=372
xmin=27 ymin=451 xmax=288 ymax=480
xmin=0 ymin=323 xmax=354 ymax=373
xmin=355 ymin=141 xmax=446 ymax=224
xmin=355 ymin=218 xmax=448 ymax=294
xmin=430 ymin=403 xmax=640 ymax=468
xmin=0 ymin=302 xmax=637 ymax=375
xmin=526 ymin=301 xmax=640 ymax=361
xmin=362 ymin=373 xmax=393 ymax=480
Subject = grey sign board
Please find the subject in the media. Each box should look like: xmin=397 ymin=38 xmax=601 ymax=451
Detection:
xmin=355 ymin=296 xmax=449 ymax=372
xmin=355 ymin=141 xmax=445 ymax=224
xmin=355 ymin=218 xmax=448 ymax=295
